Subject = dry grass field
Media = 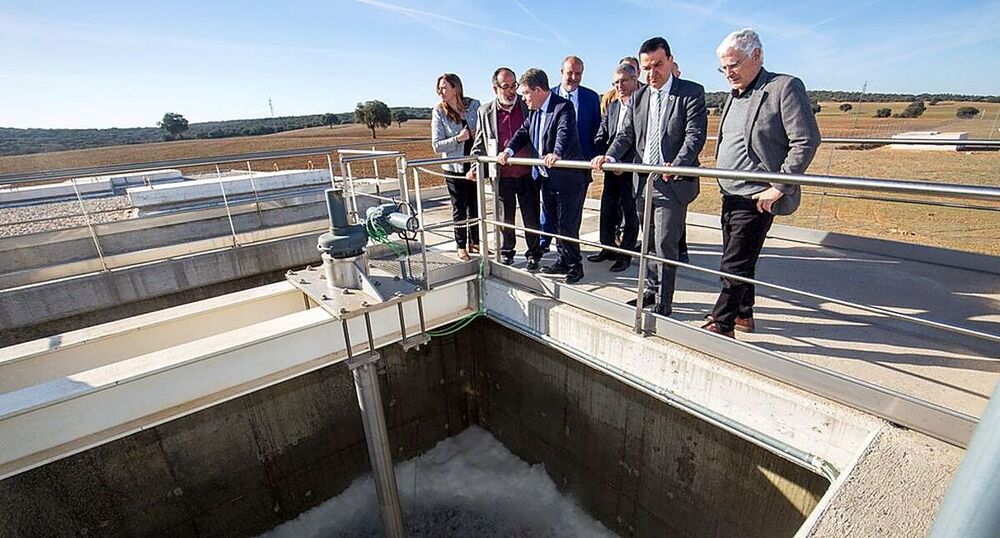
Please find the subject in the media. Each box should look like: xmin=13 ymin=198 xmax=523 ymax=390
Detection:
xmin=1 ymin=104 xmax=997 ymax=255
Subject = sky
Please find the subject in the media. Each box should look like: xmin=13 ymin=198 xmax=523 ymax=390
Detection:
xmin=2 ymin=0 xmax=998 ymax=129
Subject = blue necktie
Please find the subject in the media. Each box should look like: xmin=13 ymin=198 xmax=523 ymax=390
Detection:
xmin=532 ymin=111 xmax=544 ymax=179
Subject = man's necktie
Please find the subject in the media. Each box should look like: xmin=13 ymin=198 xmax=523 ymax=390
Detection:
xmin=646 ymin=89 xmax=663 ymax=167
xmin=531 ymin=111 xmax=543 ymax=179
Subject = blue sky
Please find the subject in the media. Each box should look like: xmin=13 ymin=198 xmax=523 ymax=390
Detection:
xmin=3 ymin=0 xmax=998 ymax=128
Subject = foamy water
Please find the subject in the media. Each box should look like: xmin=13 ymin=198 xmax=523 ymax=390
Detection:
xmin=262 ymin=426 xmax=616 ymax=537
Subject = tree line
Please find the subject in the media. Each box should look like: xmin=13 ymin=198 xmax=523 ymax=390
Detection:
xmin=0 ymin=107 xmax=433 ymax=157
xmin=3 ymin=88 xmax=996 ymax=157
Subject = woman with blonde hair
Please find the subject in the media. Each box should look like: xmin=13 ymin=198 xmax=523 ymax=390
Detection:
xmin=431 ymin=73 xmax=481 ymax=260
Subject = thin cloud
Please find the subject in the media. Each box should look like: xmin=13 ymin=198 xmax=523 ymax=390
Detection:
xmin=785 ymin=0 xmax=882 ymax=37
xmin=512 ymin=0 xmax=572 ymax=48
xmin=0 ymin=14 xmax=360 ymax=58
xmin=356 ymin=0 xmax=555 ymax=44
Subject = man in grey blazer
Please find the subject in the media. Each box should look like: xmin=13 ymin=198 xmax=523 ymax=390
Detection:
xmin=470 ymin=67 xmax=542 ymax=269
xmin=702 ymin=28 xmax=821 ymax=337
xmin=592 ymin=36 xmax=707 ymax=317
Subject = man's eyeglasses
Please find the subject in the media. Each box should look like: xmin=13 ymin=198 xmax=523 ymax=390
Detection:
xmin=717 ymin=56 xmax=747 ymax=74
xmin=495 ymin=83 xmax=517 ymax=91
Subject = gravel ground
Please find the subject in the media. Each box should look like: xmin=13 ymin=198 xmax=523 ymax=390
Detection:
xmin=0 ymin=195 xmax=134 ymax=238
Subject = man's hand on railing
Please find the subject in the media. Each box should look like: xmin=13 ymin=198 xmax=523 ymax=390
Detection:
xmin=591 ymin=155 xmax=612 ymax=171
xmin=496 ymin=152 xmax=510 ymax=166
xmin=752 ymin=186 xmax=784 ymax=213
xmin=543 ymin=153 xmax=561 ymax=168
xmin=466 ymin=167 xmax=477 ymax=181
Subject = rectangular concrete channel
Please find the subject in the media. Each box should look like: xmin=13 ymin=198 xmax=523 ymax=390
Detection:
xmin=0 ymin=318 xmax=830 ymax=537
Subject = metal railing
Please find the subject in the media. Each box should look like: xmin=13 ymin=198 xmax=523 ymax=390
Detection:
xmin=703 ymin=136 xmax=1000 ymax=148
xmin=401 ymin=152 xmax=999 ymax=449
xmin=0 ymin=148 xmax=353 ymax=286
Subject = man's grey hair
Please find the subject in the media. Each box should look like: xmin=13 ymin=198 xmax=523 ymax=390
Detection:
xmin=562 ymin=55 xmax=584 ymax=69
xmin=519 ymin=68 xmax=549 ymax=91
xmin=717 ymin=28 xmax=763 ymax=59
xmin=615 ymin=62 xmax=637 ymax=78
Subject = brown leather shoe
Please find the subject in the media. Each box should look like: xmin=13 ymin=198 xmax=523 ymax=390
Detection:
xmin=701 ymin=320 xmax=735 ymax=338
xmin=734 ymin=316 xmax=755 ymax=333
xmin=457 ymin=248 xmax=470 ymax=261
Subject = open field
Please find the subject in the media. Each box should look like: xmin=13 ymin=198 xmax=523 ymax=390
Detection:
xmin=1 ymin=108 xmax=998 ymax=255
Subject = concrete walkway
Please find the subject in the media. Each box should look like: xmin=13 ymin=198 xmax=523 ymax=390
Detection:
xmin=423 ymin=195 xmax=999 ymax=420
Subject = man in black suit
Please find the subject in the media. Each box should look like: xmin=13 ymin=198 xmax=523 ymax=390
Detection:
xmin=591 ymin=61 xmax=641 ymax=273
xmin=498 ymin=68 xmax=590 ymax=284
xmin=592 ymin=37 xmax=707 ymax=316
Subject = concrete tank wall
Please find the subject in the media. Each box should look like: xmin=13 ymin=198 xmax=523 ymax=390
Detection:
xmin=0 ymin=319 xmax=827 ymax=536
xmin=0 ymin=336 xmax=477 ymax=537
xmin=472 ymin=320 xmax=829 ymax=537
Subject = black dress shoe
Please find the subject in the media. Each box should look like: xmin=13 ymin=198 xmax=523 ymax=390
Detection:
xmin=626 ymin=293 xmax=656 ymax=307
xmin=565 ymin=265 xmax=584 ymax=284
xmin=500 ymin=254 xmax=515 ymax=265
xmin=526 ymin=258 xmax=541 ymax=272
xmin=609 ymin=257 xmax=631 ymax=272
xmin=541 ymin=262 xmax=570 ymax=275
xmin=587 ymin=250 xmax=615 ymax=263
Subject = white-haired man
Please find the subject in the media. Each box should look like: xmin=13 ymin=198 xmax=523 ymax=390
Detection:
xmin=702 ymin=29 xmax=821 ymax=337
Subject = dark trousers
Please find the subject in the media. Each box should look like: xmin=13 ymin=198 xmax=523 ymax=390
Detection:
xmin=446 ymin=177 xmax=479 ymax=249
xmin=710 ymin=195 xmax=774 ymax=331
xmin=640 ymin=195 xmax=687 ymax=316
xmin=541 ymin=179 xmax=587 ymax=267
xmin=599 ymin=171 xmax=639 ymax=259
xmin=539 ymin=188 xmax=556 ymax=250
xmin=495 ymin=175 xmax=542 ymax=260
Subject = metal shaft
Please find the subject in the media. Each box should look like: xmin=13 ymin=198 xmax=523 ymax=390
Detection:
xmin=349 ymin=354 xmax=406 ymax=538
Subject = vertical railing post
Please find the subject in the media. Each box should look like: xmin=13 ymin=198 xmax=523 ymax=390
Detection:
xmin=372 ymin=146 xmax=380 ymax=179
xmin=71 ymin=178 xmax=108 ymax=271
xmin=245 ymin=161 xmax=263 ymax=225
xmin=412 ymin=168 xmax=430 ymax=289
xmin=475 ymin=159 xmax=492 ymax=275
xmin=482 ymin=160 xmax=501 ymax=264
xmin=327 ymin=153 xmax=337 ymax=189
xmin=215 ymin=165 xmax=240 ymax=247
xmin=398 ymin=157 xmax=414 ymax=280
xmin=633 ymin=171 xmax=656 ymax=334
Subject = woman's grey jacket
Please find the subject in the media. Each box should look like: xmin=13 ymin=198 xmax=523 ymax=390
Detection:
xmin=431 ymin=99 xmax=481 ymax=173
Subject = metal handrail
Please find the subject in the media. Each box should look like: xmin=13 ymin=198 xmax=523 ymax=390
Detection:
xmin=409 ymin=154 xmax=1000 ymax=344
xmin=704 ymin=136 xmax=1000 ymax=147
xmin=490 ymin=156 xmax=1000 ymax=202
xmin=0 ymin=135 xmax=990 ymax=187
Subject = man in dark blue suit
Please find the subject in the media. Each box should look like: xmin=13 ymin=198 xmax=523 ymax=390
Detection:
xmin=498 ymin=68 xmax=591 ymax=284
xmin=538 ymin=56 xmax=601 ymax=252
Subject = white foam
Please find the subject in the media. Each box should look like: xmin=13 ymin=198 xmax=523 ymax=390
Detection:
xmin=262 ymin=425 xmax=616 ymax=537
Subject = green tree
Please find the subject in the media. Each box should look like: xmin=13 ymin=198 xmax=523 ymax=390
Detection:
xmin=874 ymin=108 xmax=892 ymax=118
xmin=322 ymin=113 xmax=340 ymax=128
xmin=158 ymin=112 xmax=189 ymax=139
xmin=810 ymin=99 xmax=822 ymax=114
xmin=929 ymin=97 xmax=941 ymax=105
xmin=956 ymin=106 xmax=982 ymax=119
xmin=354 ymin=100 xmax=392 ymax=138
xmin=392 ymin=110 xmax=409 ymax=128
xmin=839 ymin=103 xmax=853 ymax=113
xmin=898 ymin=101 xmax=926 ymax=118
